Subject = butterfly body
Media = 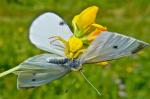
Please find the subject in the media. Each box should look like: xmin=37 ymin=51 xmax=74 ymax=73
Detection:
xmin=47 ymin=58 xmax=82 ymax=71
xmin=67 ymin=59 xmax=82 ymax=71
xmin=47 ymin=57 xmax=69 ymax=64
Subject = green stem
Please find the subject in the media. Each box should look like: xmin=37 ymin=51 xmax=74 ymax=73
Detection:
xmin=0 ymin=66 xmax=20 ymax=77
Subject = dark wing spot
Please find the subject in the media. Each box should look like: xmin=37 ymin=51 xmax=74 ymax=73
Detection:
xmin=132 ymin=43 xmax=146 ymax=54
xmin=32 ymin=79 xmax=36 ymax=81
xmin=59 ymin=21 xmax=65 ymax=26
xmin=113 ymin=45 xmax=118 ymax=49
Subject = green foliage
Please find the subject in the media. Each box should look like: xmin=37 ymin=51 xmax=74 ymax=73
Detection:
xmin=0 ymin=0 xmax=150 ymax=99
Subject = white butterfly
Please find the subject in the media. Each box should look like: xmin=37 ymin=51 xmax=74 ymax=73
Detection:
xmin=0 ymin=13 xmax=149 ymax=94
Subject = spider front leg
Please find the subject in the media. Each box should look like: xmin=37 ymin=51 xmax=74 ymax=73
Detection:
xmin=73 ymin=49 xmax=86 ymax=58
xmin=49 ymin=36 xmax=67 ymax=44
xmin=49 ymin=36 xmax=70 ymax=58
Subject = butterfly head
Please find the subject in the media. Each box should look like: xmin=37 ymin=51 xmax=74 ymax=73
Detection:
xmin=67 ymin=59 xmax=82 ymax=71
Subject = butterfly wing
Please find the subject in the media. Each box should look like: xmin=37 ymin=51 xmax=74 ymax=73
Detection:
xmin=30 ymin=12 xmax=73 ymax=56
xmin=80 ymin=31 xmax=149 ymax=63
xmin=15 ymin=54 xmax=71 ymax=89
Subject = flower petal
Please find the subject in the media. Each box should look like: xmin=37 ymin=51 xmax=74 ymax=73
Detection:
xmin=87 ymin=24 xmax=107 ymax=42
xmin=73 ymin=6 xmax=99 ymax=30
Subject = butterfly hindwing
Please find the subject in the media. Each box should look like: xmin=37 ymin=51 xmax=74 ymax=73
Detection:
xmin=15 ymin=54 xmax=70 ymax=89
xmin=30 ymin=12 xmax=73 ymax=56
xmin=80 ymin=31 xmax=149 ymax=63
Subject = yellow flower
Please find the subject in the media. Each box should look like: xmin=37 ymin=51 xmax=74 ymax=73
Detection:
xmin=72 ymin=6 xmax=98 ymax=30
xmin=72 ymin=6 xmax=99 ymax=37
xmin=87 ymin=24 xmax=107 ymax=42
xmin=98 ymin=62 xmax=109 ymax=65
xmin=72 ymin=6 xmax=107 ymax=45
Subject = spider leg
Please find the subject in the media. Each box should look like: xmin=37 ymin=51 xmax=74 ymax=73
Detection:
xmin=73 ymin=49 xmax=86 ymax=58
xmin=49 ymin=36 xmax=71 ymax=58
xmin=49 ymin=36 xmax=67 ymax=44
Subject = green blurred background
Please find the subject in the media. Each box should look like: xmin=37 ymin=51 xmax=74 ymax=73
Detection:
xmin=0 ymin=0 xmax=150 ymax=99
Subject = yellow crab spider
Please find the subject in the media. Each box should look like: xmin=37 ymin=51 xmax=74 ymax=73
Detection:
xmin=49 ymin=36 xmax=86 ymax=59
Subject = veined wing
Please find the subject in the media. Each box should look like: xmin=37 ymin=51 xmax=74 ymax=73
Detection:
xmin=80 ymin=31 xmax=149 ymax=63
xmin=15 ymin=53 xmax=71 ymax=89
xmin=30 ymin=12 xmax=73 ymax=56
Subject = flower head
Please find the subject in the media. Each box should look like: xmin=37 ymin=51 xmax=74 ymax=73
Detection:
xmin=72 ymin=6 xmax=98 ymax=31
xmin=52 ymin=6 xmax=108 ymax=59
xmin=72 ymin=6 xmax=107 ymax=44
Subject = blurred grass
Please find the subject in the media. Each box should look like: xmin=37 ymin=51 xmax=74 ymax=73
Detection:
xmin=0 ymin=0 xmax=150 ymax=99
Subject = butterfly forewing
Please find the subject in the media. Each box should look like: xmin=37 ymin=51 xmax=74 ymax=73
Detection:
xmin=80 ymin=31 xmax=149 ymax=63
xmin=15 ymin=54 xmax=70 ymax=89
xmin=30 ymin=13 xmax=73 ymax=56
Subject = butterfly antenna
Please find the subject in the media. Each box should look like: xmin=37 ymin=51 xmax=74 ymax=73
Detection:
xmin=80 ymin=70 xmax=101 ymax=96
xmin=0 ymin=66 xmax=19 ymax=77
